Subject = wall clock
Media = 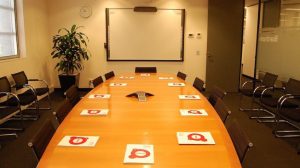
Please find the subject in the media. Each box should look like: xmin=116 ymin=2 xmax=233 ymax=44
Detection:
xmin=80 ymin=6 xmax=92 ymax=18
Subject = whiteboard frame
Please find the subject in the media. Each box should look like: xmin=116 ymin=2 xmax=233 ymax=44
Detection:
xmin=105 ymin=8 xmax=185 ymax=62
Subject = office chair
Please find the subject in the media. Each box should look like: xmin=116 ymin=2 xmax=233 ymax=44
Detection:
xmin=92 ymin=76 xmax=103 ymax=88
xmin=226 ymin=119 xmax=253 ymax=163
xmin=208 ymin=86 xmax=227 ymax=106
xmin=239 ymin=72 xmax=278 ymax=111
xmin=53 ymin=99 xmax=73 ymax=124
xmin=214 ymin=98 xmax=231 ymax=123
xmin=11 ymin=71 xmax=51 ymax=110
xmin=135 ymin=67 xmax=157 ymax=73
xmin=28 ymin=119 xmax=55 ymax=161
xmin=0 ymin=76 xmax=39 ymax=120
xmin=104 ymin=71 xmax=115 ymax=80
xmin=193 ymin=77 xmax=205 ymax=93
xmin=0 ymin=76 xmax=23 ymax=138
xmin=177 ymin=71 xmax=187 ymax=81
xmin=65 ymin=85 xmax=80 ymax=106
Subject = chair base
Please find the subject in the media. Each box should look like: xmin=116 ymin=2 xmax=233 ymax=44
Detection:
xmin=0 ymin=127 xmax=23 ymax=131
xmin=12 ymin=114 xmax=39 ymax=121
xmin=0 ymin=133 xmax=18 ymax=138
xmin=273 ymin=120 xmax=300 ymax=138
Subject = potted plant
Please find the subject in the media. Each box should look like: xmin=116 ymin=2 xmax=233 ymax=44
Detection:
xmin=51 ymin=25 xmax=91 ymax=92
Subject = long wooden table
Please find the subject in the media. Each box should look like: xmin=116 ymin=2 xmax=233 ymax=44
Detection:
xmin=38 ymin=73 xmax=241 ymax=168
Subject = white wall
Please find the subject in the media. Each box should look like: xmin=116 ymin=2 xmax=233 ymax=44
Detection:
xmin=47 ymin=0 xmax=208 ymax=88
xmin=242 ymin=5 xmax=258 ymax=77
xmin=0 ymin=0 xmax=52 ymax=85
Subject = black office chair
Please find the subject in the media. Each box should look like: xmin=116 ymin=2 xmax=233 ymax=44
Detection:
xmin=214 ymin=98 xmax=231 ymax=123
xmin=135 ymin=67 xmax=157 ymax=73
xmin=53 ymin=99 xmax=73 ymax=124
xmin=65 ymin=85 xmax=80 ymax=106
xmin=28 ymin=119 xmax=55 ymax=161
xmin=193 ymin=77 xmax=205 ymax=93
xmin=208 ymin=86 xmax=227 ymax=106
xmin=0 ymin=77 xmax=23 ymax=138
xmin=0 ymin=76 xmax=39 ymax=120
xmin=11 ymin=71 xmax=51 ymax=110
xmin=104 ymin=71 xmax=115 ymax=80
xmin=177 ymin=71 xmax=187 ymax=81
xmin=226 ymin=119 xmax=253 ymax=163
xmin=254 ymin=78 xmax=300 ymax=123
xmin=239 ymin=72 xmax=278 ymax=111
xmin=92 ymin=76 xmax=103 ymax=88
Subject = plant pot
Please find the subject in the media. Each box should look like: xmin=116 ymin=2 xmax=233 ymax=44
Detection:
xmin=58 ymin=73 xmax=80 ymax=93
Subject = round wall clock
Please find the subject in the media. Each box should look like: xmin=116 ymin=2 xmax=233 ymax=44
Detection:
xmin=80 ymin=6 xmax=92 ymax=18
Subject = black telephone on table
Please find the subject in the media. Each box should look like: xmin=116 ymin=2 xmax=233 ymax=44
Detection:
xmin=126 ymin=91 xmax=154 ymax=102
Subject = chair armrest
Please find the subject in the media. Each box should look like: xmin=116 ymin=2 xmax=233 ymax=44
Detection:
xmin=278 ymin=94 xmax=300 ymax=109
xmin=23 ymin=84 xmax=37 ymax=96
xmin=260 ymin=87 xmax=274 ymax=99
xmin=0 ymin=92 xmax=21 ymax=106
xmin=28 ymin=79 xmax=49 ymax=88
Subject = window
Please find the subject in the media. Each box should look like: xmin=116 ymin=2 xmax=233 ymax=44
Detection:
xmin=0 ymin=0 xmax=18 ymax=60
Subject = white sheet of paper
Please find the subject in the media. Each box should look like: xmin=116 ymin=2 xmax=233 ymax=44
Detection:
xmin=140 ymin=73 xmax=150 ymax=77
xmin=158 ymin=77 xmax=174 ymax=80
xmin=109 ymin=83 xmax=127 ymax=87
xmin=80 ymin=109 xmax=109 ymax=116
xmin=178 ymin=95 xmax=201 ymax=100
xmin=168 ymin=82 xmax=185 ymax=87
xmin=58 ymin=136 xmax=100 ymax=147
xmin=180 ymin=109 xmax=208 ymax=116
xmin=88 ymin=94 xmax=111 ymax=99
xmin=177 ymin=132 xmax=215 ymax=145
xmin=119 ymin=76 xmax=135 ymax=79
xmin=124 ymin=144 xmax=154 ymax=164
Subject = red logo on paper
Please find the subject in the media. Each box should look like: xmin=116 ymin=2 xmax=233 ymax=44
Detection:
xmin=94 ymin=94 xmax=104 ymax=98
xmin=69 ymin=137 xmax=88 ymax=145
xmin=187 ymin=133 xmax=207 ymax=142
xmin=188 ymin=110 xmax=202 ymax=114
xmin=87 ymin=110 xmax=101 ymax=114
xmin=174 ymin=83 xmax=182 ymax=86
xmin=129 ymin=149 xmax=150 ymax=159
xmin=185 ymin=95 xmax=196 ymax=99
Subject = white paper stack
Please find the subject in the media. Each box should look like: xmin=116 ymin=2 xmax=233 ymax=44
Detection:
xmin=158 ymin=77 xmax=174 ymax=80
xmin=177 ymin=132 xmax=215 ymax=145
xmin=80 ymin=109 xmax=109 ymax=116
xmin=119 ymin=76 xmax=135 ymax=79
xmin=88 ymin=94 xmax=111 ymax=99
xmin=109 ymin=83 xmax=127 ymax=87
xmin=168 ymin=82 xmax=185 ymax=87
xmin=58 ymin=136 xmax=100 ymax=147
xmin=123 ymin=144 xmax=154 ymax=164
xmin=178 ymin=95 xmax=201 ymax=100
xmin=180 ymin=109 xmax=208 ymax=116
xmin=140 ymin=73 xmax=151 ymax=77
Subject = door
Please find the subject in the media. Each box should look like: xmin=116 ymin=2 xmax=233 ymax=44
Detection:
xmin=206 ymin=0 xmax=245 ymax=92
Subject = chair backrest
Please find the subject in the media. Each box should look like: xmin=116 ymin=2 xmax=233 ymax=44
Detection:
xmin=177 ymin=71 xmax=187 ymax=81
xmin=208 ymin=86 xmax=227 ymax=106
xmin=285 ymin=78 xmax=300 ymax=95
xmin=226 ymin=119 xmax=253 ymax=163
xmin=65 ymin=85 xmax=80 ymax=106
xmin=11 ymin=71 xmax=28 ymax=90
xmin=28 ymin=119 xmax=55 ymax=160
xmin=0 ymin=76 xmax=12 ymax=94
xmin=104 ymin=71 xmax=115 ymax=80
xmin=193 ymin=77 xmax=205 ymax=93
xmin=135 ymin=67 xmax=157 ymax=73
xmin=53 ymin=99 xmax=73 ymax=124
xmin=214 ymin=98 xmax=231 ymax=123
xmin=261 ymin=72 xmax=278 ymax=87
xmin=92 ymin=76 xmax=103 ymax=88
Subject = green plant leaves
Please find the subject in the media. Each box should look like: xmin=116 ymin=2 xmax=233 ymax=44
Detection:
xmin=51 ymin=25 xmax=91 ymax=75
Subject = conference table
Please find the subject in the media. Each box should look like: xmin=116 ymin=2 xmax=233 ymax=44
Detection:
xmin=38 ymin=73 xmax=241 ymax=168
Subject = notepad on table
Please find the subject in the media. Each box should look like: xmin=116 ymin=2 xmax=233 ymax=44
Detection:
xmin=168 ymin=82 xmax=185 ymax=87
xmin=140 ymin=73 xmax=151 ymax=77
xmin=119 ymin=76 xmax=134 ymax=79
xmin=80 ymin=109 xmax=109 ymax=116
xmin=58 ymin=136 xmax=99 ymax=147
xmin=123 ymin=144 xmax=154 ymax=164
xmin=180 ymin=109 xmax=208 ymax=116
xmin=88 ymin=94 xmax=111 ymax=99
xmin=158 ymin=77 xmax=174 ymax=80
xmin=109 ymin=83 xmax=127 ymax=87
xmin=177 ymin=132 xmax=215 ymax=145
xmin=178 ymin=95 xmax=201 ymax=100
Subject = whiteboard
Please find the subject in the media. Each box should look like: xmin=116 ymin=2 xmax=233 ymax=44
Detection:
xmin=106 ymin=8 xmax=185 ymax=61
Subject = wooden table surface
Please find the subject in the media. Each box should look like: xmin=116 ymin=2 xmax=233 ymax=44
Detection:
xmin=38 ymin=73 xmax=241 ymax=168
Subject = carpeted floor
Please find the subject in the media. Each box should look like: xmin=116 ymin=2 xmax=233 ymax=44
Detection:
xmin=0 ymin=91 xmax=300 ymax=168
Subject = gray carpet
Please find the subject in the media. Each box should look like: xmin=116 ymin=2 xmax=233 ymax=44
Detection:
xmin=0 ymin=91 xmax=300 ymax=168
